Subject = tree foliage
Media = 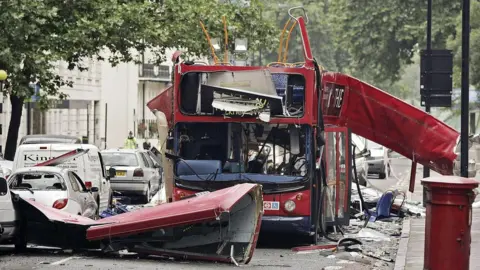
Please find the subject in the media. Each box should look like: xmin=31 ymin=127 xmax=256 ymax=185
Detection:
xmin=329 ymin=0 xmax=460 ymax=83
xmin=0 ymin=0 xmax=277 ymax=159
xmin=448 ymin=1 xmax=480 ymax=89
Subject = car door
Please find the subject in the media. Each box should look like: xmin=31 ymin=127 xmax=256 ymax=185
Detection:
xmin=0 ymin=176 xmax=16 ymax=239
xmin=147 ymin=151 xmax=163 ymax=180
xmin=71 ymin=172 xmax=97 ymax=218
xmin=140 ymin=153 xmax=159 ymax=191
xmin=66 ymin=172 xmax=85 ymax=215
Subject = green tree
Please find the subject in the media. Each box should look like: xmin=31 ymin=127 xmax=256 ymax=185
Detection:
xmin=0 ymin=0 xmax=276 ymax=160
xmin=448 ymin=1 xmax=480 ymax=89
xmin=259 ymin=0 xmax=341 ymax=70
xmin=329 ymin=0 xmax=460 ymax=83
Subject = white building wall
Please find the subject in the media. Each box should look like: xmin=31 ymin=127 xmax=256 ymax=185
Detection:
xmin=99 ymin=61 xmax=139 ymax=149
xmin=0 ymin=48 xmax=202 ymax=155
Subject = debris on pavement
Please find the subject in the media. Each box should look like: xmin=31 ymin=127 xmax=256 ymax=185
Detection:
xmin=99 ymin=203 xmax=130 ymax=218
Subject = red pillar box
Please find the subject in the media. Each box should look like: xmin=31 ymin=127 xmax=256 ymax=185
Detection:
xmin=421 ymin=176 xmax=479 ymax=270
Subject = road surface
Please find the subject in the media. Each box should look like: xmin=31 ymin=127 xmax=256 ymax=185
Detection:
xmin=0 ymin=158 xmax=412 ymax=270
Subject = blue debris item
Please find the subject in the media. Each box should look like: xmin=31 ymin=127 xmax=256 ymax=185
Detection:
xmin=364 ymin=190 xmax=399 ymax=225
xmin=99 ymin=202 xmax=130 ymax=218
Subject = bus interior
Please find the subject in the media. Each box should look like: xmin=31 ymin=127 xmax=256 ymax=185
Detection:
xmin=179 ymin=70 xmax=306 ymax=119
xmin=173 ymin=123 xmax=310 ymax=188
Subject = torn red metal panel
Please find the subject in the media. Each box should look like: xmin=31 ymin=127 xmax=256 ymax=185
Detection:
xmin=85 ymin=184 xmax=263 ymax=263
xmin=34 ymin=148 xmax=89 ymax=167
xmin=322 ymin=72 xmax=459 ymax=175
xmin=291 ymin=244 xmax=337 ymax=252
xmin=86 ymin=183 xmax=263 ymax=264
xmin=146 ymin=86 xmax=174 ymax=129
xmin=13 ymin=196 xmax=110 ymax=250
xmin=19 ymin=197 xmax=108 ymax=226
xmin=409 ymin=162 xmax=417 ymax=193
xmin=14 ymin=183 xmax=263 ymax=264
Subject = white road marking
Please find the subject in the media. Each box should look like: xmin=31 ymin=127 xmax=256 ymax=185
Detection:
xmin=49 ymin=256 xmax=81 ymax=266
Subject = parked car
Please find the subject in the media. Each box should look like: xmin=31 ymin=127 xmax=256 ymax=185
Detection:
xmin=12 ymin=143 xmax=112 ymax=213
xmin=0 ymin=176 xmax=18 ymax=248
xmin=101 ymin=149 xmax=162 ymax=203
xmin=8 ymin=167 xmax=98 ymax=218
xmin=367 ymin=147 xmax=391 ymax=179
xmin=18 ymin=135 xmax=81 ymax=145
xmin=352 ymin=134 xmax=369 ymax=186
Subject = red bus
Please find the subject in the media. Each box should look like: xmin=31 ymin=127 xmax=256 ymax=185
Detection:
xmin=147 ymin=7 xmax=459 ymax=244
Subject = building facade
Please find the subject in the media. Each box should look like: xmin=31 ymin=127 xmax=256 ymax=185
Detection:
xmin=0 ymin=48 xmax=180 ymax=153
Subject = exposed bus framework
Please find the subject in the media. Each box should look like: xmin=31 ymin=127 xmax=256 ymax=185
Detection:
xmin=147 ymin=7 xmax=460 ymax=242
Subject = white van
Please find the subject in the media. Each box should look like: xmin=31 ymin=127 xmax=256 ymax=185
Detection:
xmin=12 ymin=144 xmax=112 ymax=213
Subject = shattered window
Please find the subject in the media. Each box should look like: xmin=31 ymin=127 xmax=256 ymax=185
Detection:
xmin=322 ymin=130 xmax=349 ymax=222
xmin=175 ymin=122 xmax=309 ymax=177
xmin=179 ymin=71 xmax=305 ymax=119
xmin=9 ymin=172 xmax=66 ymax=191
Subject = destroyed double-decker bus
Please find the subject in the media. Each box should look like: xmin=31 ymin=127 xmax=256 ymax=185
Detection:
xmin=148 ymin=7 xmax=460 ymax=243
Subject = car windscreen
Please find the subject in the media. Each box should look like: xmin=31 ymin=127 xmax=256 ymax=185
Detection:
xmin=102 ymin=153 xmax=139 ymax=166
xmin=9 ymin=173 xmax=66 ymax=191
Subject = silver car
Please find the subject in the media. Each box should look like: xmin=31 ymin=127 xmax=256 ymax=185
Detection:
xmin=101 ymin=149 xmax=161 ymax=203
xmin=367 ymin=147 xmax=391 ymax=179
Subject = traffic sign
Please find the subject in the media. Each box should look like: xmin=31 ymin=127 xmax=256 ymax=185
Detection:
xmin=420 ymin=49 xmax=453 ymax=108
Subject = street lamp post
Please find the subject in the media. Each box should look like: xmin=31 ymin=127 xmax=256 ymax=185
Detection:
xmin=460 ymin=0 xmax=471 ymax=177
xmin=0 ymin=70 xmax=7 ymax=90
xmin=422 ymin=0 xmax=432 ymax=207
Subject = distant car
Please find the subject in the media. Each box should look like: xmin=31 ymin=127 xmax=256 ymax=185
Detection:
xmin=8 ymin=167 xmax=98 ymax=218
xmin=101 ymin=149 xmax=162 ymax=203
xmin=18 ymin=135 xmax=81 ymax=145
xmin=352 ymin=134 xmax=369 ymax=186
xmin=367 ymin=147 xmax=391 ymax=179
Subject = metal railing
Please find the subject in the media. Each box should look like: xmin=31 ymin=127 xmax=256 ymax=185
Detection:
xmin=137 ymin=119 xmax=158 ymax=139
xmin=139 ymin=64 xmax=171 ymax=81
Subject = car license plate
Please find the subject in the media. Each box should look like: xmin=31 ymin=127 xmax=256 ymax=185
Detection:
xmin=263 ymin=201 xmax=280 ymax=211
xmin=116 ymin=171 xmax=126 ymax=177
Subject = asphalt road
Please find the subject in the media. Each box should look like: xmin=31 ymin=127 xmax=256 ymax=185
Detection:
xmin=0 ymin=157 xmax=412 ymax=270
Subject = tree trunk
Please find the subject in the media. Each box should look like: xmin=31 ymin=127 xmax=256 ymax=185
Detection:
xmin=4 ymin=95 xmax=24 ymax=161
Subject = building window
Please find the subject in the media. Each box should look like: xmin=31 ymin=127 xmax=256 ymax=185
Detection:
xmin=0 ymin=124 xmax=3 ymax=135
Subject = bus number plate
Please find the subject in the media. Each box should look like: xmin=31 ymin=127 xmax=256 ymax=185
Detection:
xmin=263 ymin=201 xmax=280 ymax=211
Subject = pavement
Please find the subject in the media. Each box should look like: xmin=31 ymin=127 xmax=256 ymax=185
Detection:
xmin=392 ymin=165 xmax=480 ymax=270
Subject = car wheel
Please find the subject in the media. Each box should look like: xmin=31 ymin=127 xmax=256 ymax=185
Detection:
xmin=143 ymin=185 xmax=151 ymax=204
xmin=379 ymin=172 xmax=386 ymax=179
